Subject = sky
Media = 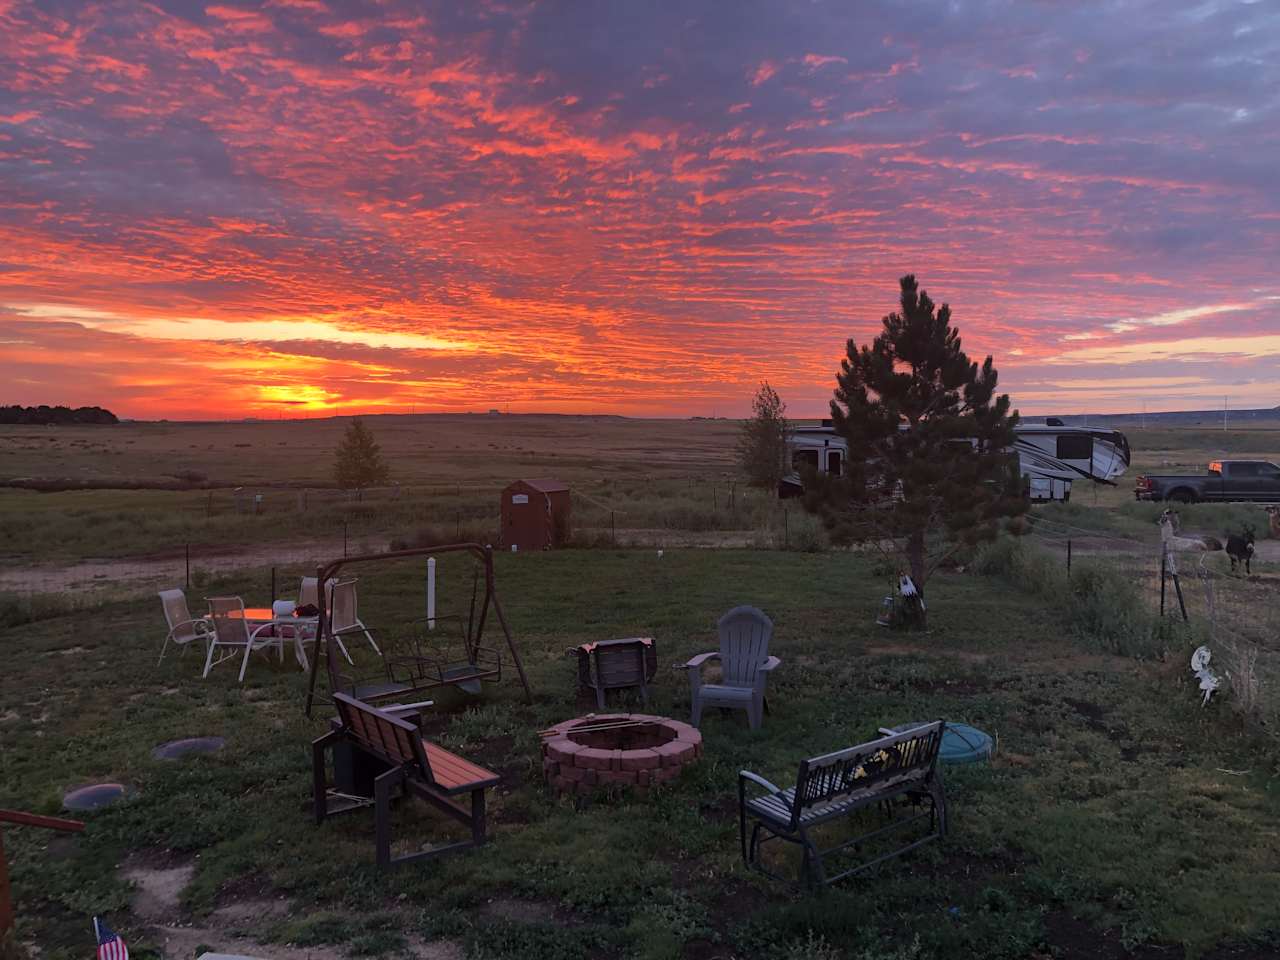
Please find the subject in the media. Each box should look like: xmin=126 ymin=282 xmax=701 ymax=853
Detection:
xmin=1 ymin=0 xmax=1277 ymax=420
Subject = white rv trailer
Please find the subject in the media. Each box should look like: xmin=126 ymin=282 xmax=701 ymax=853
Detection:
xmin=779 ymin=419 xmax=1131 ymax=502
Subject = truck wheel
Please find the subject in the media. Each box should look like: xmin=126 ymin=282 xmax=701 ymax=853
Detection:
xmin=1170 ymin=489 xmax=1196 ymax=504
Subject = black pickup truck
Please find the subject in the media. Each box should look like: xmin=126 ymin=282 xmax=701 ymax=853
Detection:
xmin=1135 ymin=460 xmax=1280 ymax=503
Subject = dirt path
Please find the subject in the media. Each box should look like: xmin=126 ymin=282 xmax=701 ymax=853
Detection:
xmin=0 ymin=537 xmax=387 ymax=594
xmin=0 ymin=529 xmax=760 ymax=594
xmin=123 ymin=857 xmax=462 ymax=960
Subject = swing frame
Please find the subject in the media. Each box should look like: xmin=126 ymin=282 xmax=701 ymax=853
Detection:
xmin=304 ymin=543 xmax=532 ymax=717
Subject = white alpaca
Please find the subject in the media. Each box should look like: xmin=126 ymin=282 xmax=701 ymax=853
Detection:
xmin=1267 ymin=506 xmax=1280 ymax=541
xmin=1158 ymin=509 xmax=1223 ymax=553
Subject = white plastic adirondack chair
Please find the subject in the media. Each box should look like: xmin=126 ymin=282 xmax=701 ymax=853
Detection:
xmin=681 ymin=606 xmax=780 ymax=730
xmin=204 ymin=596 xmax=284 ymax=681
xmin=157 ymin=589 xmax=213 ymax=665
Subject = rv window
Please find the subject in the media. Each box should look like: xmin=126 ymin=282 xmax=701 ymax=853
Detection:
xmin=793 ymin=449 xmax=819 ymax=470
xmin=827 ymin=451 xmax=842 ymax=476
xmin=1056 ymin=435 xmax=1092 ymax=461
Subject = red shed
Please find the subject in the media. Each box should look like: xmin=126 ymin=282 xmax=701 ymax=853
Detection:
xmin=499 ymin=478 xmax=571 ymax=551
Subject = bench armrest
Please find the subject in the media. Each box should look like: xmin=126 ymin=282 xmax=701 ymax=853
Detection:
xmin=738 ymin=770 xmax=786 ymax=797
xmin=381 ymin=700 xmax=435 ymax=717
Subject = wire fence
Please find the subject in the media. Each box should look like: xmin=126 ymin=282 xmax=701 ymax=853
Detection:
xmin=0 ymin=477 xmax=833 ymax=612
xmin=1024 ymin=513 xmax=1280 ymax=731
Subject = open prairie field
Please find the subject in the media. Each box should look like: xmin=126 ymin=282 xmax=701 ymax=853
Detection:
xmin=0 ymin=416 xmax=801 ymax=588
xmin=3 ymin=413 xmax=1279 ymax=603
xmin=0 ymin=414 xmax=741 ymax=488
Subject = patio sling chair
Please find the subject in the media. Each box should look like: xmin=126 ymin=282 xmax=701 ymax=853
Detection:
xmin=299 ymin=576 xmax=353 ymax=664
xmin=679 ymin=605 xmax=780 ymax=730
xmin=298 ymin=576 xmax=334 ymax=612
xmin=204 ymin=596 xmax=285 ymax=681
xmin=329 ymin=578 xmax=381 ymax=657
xmin=157 ymin=589 xmax=214 ymax=665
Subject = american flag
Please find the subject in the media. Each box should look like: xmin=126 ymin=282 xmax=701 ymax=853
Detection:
xmin=94 ymin=917 xmax=129 ymax=960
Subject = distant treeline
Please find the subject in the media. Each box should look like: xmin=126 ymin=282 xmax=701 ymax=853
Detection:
xmin=0 ymin=404 xmax=119 ymax=425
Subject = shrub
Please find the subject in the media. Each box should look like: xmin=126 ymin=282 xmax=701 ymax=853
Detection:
xmin=786 ymin=516 xmax=829 ymax=553
xmin=972 ymin=537 xmax=1172 ymax=658
xmin=0 ymin=591 xmax=84 ymax=628
xmin=390 ymin=521 xmax=495 ymax=551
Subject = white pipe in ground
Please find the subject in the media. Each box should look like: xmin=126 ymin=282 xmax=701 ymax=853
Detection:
xmin=426 ymin=556 xmax=436 ymax=630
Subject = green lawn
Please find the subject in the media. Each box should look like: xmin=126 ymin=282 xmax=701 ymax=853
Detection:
xmin=3 ymin=549 xmax=1279 ymax=960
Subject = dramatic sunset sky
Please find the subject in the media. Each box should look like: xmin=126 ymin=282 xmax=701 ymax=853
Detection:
xmin=1 ymin=1 xmax=1277 ymax=419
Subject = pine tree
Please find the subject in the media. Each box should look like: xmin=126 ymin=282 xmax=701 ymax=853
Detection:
xmin=333 ymin=418 xmax=390 ymax=495
xmin=802 ymin=275 xmax=1026 ymax=625
xmin=737 ymin=381 xmax=790 ymax=490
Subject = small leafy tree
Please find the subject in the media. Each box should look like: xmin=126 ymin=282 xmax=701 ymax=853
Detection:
xmin=737 ymin=381 xmax=790 ymax=490
xmin=803 ymin=275 xmax=1026 ymax=625
xmin=333 ymin=417 xmax=390 ymax=497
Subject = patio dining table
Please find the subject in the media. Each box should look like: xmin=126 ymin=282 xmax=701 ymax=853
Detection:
xmin=233 ymin=607 xmax=320 ymax=670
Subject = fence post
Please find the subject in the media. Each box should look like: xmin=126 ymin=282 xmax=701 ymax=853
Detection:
xmin=1066 ymin=539 xmax=1072 ymax=577
xmin=271 ymin=567 xmax=276 ymax=604
xmin=185 ymin=543 xmax=190 ymax=590
xmin=1160 ymin=549 xmax=1167 ymax=617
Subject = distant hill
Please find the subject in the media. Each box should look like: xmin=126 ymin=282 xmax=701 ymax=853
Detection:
xmin=0 ymin=404 xmax=119 ymax=425
xmin=1041 ymin=405 xmax=1280 ymax=427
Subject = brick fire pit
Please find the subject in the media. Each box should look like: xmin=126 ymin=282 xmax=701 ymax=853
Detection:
xmin=541 ymin=713 xmax=702 ymax=797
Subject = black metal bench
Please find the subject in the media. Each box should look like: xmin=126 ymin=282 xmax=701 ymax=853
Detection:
xmin=312 ymin=692 xmax=500 ymax=869
xmin=738 ymin=720 xmax=947 ymax=886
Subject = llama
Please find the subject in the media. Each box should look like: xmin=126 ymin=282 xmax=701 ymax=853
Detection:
xmin=1268 ymin=506 xmax=1280 ymax=540
xmin=1225 ymin=524 xmax=1256 ymax=575
xmin=1158 ymin=509 xmax=1223 ymax=552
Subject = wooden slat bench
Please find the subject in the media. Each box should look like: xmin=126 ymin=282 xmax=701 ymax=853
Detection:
xmin=738 ymin=721 xmax=947 ymax=887
xmin=312 ymin=692 xmax=500 ymax=869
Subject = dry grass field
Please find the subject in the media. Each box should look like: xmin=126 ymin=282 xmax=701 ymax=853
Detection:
xmin=0 ymin=414 xmax=742 ymax=489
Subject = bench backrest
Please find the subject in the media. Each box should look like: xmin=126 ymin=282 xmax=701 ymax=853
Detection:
xmin=332 ymin=692 xmax=434 ymax=786
xmin=790 ymin=721 xmax=945 ymax=830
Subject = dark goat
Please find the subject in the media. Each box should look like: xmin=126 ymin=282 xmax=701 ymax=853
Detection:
xmin=1225 ymin=524 xmax=1256 ymax=575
